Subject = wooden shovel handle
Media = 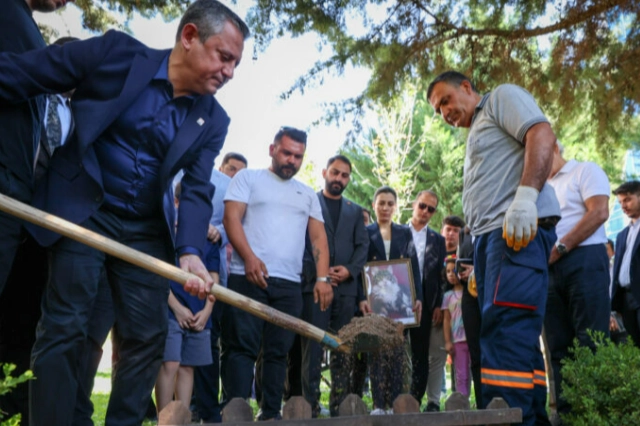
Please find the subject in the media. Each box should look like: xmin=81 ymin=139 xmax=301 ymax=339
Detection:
xmin=0 ymin=193 xmax=348 ymax=352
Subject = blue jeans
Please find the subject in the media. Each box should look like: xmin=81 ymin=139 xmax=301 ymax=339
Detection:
xmin=475 ymin=226 xmax=555 ymax=426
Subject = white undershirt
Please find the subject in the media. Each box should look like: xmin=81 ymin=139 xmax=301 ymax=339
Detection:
xmin=408 ymin=222 xmax=428 ymax=281
xmin=383 ymin=239 xmax=391 ymax=261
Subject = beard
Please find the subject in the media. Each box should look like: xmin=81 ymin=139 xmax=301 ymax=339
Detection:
xmin=272 ymin=162 xmax=299 ymax=180
xmin=325 ymin=180 xmax=345 ymax=196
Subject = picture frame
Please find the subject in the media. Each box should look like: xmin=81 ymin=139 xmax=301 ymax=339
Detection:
xmin=362 ymin=258 xmax=419 ymax=328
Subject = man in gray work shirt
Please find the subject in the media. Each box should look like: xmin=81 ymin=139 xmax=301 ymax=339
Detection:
xmin=428 ymin=71 xmax=560 ymax=426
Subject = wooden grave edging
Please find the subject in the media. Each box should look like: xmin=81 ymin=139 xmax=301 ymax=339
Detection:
xmin=158 ymin=392 xmax=522 ymax=426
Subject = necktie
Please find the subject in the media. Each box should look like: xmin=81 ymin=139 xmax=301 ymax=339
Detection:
xmin=45 ymin=94 xmax=62 ymax=156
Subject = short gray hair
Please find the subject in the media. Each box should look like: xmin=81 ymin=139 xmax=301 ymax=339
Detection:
xmin=175 ymin=0 xmax=250 ymax=43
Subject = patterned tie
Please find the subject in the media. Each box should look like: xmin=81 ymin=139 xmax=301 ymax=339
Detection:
xmin=45 ymin=94 xmax=62 ymax=156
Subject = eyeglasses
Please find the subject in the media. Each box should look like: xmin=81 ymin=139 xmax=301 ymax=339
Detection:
xmin=418 ymin=202 xmax=436 ymax=213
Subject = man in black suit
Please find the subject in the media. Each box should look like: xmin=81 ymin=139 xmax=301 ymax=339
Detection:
xmin=612 ymin=181 xmax=640 ymax=347
xmin=0 ymin=0 xmax=74 ymax=296
xmin=406 ymin=190 xmax=447 ymax=410
xmin=0 ymin=4 xmax=73 ymax=422
xmin=299 ymin=155 xmax=369 ymax=417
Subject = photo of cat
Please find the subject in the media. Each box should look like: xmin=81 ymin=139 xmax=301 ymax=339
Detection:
xmin=363 ymin=259 xmax=418 ymax=327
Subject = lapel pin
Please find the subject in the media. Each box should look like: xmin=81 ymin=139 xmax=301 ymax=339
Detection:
xmin=197 ymin=118 xmax=205 ymax=126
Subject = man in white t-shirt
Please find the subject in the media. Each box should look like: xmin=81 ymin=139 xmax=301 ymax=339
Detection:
xmin=220 ymin=127 xmax=333 ymax=421
xmin=546 ymin=142 xmax=610 ymax=422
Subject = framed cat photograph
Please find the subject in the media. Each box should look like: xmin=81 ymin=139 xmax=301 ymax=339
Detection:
xmin=362 ymin=258 xmax=419 ymax=328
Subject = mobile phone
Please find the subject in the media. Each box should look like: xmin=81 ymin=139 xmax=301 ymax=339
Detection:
xmin=455 ymin=258 xmax=473 ymax=271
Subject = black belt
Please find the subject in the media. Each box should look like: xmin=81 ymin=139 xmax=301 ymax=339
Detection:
xmin=538 ymin=216 xmax=560 ymax=230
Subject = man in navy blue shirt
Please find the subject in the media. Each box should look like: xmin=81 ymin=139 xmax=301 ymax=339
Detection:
xmin=0 ymin=0 xmax=249 ymax=424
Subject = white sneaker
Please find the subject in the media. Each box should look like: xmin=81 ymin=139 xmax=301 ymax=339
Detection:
xmin=370 ymin=408 xmax=386 ymax=415
xmin=385 ymin=409 xmax=394 ymax=414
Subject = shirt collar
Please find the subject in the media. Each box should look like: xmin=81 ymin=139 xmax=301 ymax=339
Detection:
xmin=409 ymin=221 xmax=428 ymax=234
xmin=471 ymin=92 xmax=491 ymax=126
xmin=154 ymin=53 xmax=171 ymax=81
xmin=153 ymin=53 xmax=196 ymax=101
xmin=556 ymin=159 xmax=578 ymax=177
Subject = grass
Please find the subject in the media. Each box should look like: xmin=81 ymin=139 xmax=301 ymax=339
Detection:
xmin=90 ymin=357 xmax=473 ymax=423
xmin=90 ymin=393 xmax=156 ymax=426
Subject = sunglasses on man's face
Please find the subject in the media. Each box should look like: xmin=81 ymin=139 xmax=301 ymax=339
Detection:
xmin=418 ymin=202 xmax=436 ymax=213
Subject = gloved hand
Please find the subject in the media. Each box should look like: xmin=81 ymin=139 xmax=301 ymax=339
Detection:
xmin=502 ymin=185 xmax=539 ymax=251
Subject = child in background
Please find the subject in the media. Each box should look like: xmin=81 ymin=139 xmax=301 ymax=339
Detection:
xmin=154 ymin=182 xmax=220 ymax=414
xmin=442 ymin=256 xmax=471 ymax=398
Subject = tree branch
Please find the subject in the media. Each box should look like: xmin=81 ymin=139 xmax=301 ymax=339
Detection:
xmin=436 ymin=0 xmax=633 ymax=40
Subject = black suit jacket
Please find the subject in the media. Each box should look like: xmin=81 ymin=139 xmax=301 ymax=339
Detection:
xmin=302 ymin=193 xmax=369 ymax=297
xmin=418 ymin=227 xmax=447 ymax=313
xmin=358 ymin=222 xmax=423 ymax=303
xmin=612 ymin=225 xmax=640 ymax=312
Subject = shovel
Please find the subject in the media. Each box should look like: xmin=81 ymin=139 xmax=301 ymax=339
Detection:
xmin=0 ymin=193 xmax=353 ymax=353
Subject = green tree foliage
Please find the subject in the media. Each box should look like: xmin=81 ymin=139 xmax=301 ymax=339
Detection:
xmin=341 ymin=81 xmax=466 ymax=225
xmin=73 ymin=0 xmax=190 ymax=31
xmin=39 ymin=0 xmax=191 ymax=41
xmin=560 ymin=331 xmax=640 ymax=425
xmin=295 ymin=158 xmax=322 ymax=190
xmin=0 ymin=364 xmax=33 ymax=426
xmin=247 ymin=0 xmax=640 ymax=152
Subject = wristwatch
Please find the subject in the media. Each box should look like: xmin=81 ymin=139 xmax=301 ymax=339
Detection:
xmin=316 ymin=276 xmax=332 ymax=283
xmin=555 ymin=241 xmax=568 ymax=255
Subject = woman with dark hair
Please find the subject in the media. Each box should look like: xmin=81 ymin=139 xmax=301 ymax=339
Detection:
xmin=359 ymin=186 xmax=422 ymax=414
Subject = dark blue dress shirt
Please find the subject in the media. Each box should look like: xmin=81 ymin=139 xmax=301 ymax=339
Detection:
xmin=94 ymin=53 xmax=195 ymax=219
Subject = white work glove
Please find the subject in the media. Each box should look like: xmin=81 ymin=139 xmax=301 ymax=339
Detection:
xmin=502 ymin=186 xmax=539 ymax=251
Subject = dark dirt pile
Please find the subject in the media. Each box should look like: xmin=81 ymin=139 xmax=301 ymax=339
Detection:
xmin=338 ymin=314 xmax=404 ymax=352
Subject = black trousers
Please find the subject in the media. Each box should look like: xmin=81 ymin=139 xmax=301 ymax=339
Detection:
xmin=220 ymin=274 xmax=302 ymax=419
xmin=286 ymin=335 xmax=303 ymax=400
xmin=621 ymin=290 xmax=640 ymax=348
xmin=194 ymin=301 xmax=224 ymax=422
xmin=461 ymin=286 xmax=482 ymax=408
xmin=73 ymin=274 xmax=115 ymax=426
xmin=545 ymin=245 xmax=610 ymax=415
xmin=408 ymin=307 xmax=433 ymax=405
xmin=0 ymin=235 xmax=47 ymax=424
xmin=29 ymin=208 xmax=172 ymax=426
xmin=299 ymin=289 xmax=355 ymax=416
xmin=0 ymin=165 xmax=34 ymax=295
